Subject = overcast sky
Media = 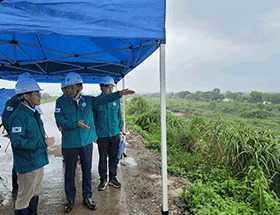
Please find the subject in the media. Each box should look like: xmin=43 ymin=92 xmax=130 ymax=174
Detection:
xmin=126 ymin=0 xmax=280 ymax=94
xmin=1 ymin=0 xmax=280 ymax=95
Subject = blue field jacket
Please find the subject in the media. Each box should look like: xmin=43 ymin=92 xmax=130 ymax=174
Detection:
xmin=54 ymin=92 xmax=122 ymax=149
xmin=94 ymin=95 xmax=122 ymax=138
xmin=8 ymin=104 xmax=49 ymax=173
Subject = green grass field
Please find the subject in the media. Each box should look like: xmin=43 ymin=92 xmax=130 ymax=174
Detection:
xmin=125 ymin=96 xmax=280 ymax=214
xmin=147 ymin=97 xmax=280 ymax=134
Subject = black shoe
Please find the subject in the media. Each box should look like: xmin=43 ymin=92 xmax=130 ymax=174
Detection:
xmin=109 ymin=178 xmax=121 ymax=188
xmin=64 ymin=201 xmax=74 ymax=213
xmin=83 ymin=198 xmax=97 ymax=210
xmin=98 ymin=179 xmax=108 ymax=191
xmin=12 ymin=189 xmax=18 ymax=197
xmin=28 ymin=196 xmax=39 ymax=214
xmin=14 ymin=208 xmax=28 ymax=215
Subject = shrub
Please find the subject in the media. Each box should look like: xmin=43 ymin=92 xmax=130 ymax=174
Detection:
xmin=240 ymin=109 xmax=274 ymax=119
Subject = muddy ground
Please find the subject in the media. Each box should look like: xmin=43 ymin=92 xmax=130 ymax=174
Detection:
xmin=122 ymin=125 xmax=191 ymax=215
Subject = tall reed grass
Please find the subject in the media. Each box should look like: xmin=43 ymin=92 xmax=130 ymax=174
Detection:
xmin=126 ymin=96 xmax=280 ymax=214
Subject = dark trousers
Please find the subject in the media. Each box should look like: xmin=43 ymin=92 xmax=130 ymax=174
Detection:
xmin=62 ymin=143 xmax=93 ymax=203
xmin=97 ymin=135 xmax=120 ymax=181
xmin=12 ymin=164 xmax=18 ymax=191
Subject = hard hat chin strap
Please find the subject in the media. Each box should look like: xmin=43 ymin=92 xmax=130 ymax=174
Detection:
xmin=73 ymin=85 xmax=81 ymax=99
xmin=101 ymin=85 xmax=106 ymax=93
xmin=23 ymin=95 xmax=35 ymax=109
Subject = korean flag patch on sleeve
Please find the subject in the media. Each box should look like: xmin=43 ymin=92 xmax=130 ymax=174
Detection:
xmin=12 ymin=127 xmax=22 ymax=133
xmin=7 ymin=106 xmax=13 ymax=111
xmin=55 ymin=108 xmax=61 ymax=113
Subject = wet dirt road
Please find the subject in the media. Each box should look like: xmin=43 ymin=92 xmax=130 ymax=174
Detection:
xmin=0 ymin=102 xmax=129 ymax=215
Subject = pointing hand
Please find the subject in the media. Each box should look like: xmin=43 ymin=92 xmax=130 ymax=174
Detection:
xmin=120 ymin=89 xmax=135 ymax=96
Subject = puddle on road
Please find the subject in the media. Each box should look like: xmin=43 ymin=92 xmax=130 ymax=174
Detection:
xmin=124 ymin=157 xmax=137 ymax=167
xmin=148 ymin=174 xmax=161 ymax=179
xmin=0 ymin=136 xmax=15 ymax=212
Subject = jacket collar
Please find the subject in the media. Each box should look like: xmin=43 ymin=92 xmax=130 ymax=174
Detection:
xmin=80 ymin=94 xmax=86 ymax=102
xmin=20 ymin=103 xmax=36 ymax=116
xmin=71 ymin=94 xmax=85 ymax=106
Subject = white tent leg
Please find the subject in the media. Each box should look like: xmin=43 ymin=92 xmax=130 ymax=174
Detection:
xmin=122 ymin=77 xmax=127 ymax=165
xmin=160 ymin=43 xmax=168 ymax=214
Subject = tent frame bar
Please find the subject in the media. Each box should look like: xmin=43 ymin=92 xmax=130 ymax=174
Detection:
xmin=0 ymin=42 xmax=10 ymax=46
xmin=52 ymin=60 xmax=84 ymax=69
xmin=0 ymin=60 xmax=11 ymax=65
xmin=80 ymin=47 xmax=130 ymax=57
xmin=133 ymin=44 xmax=144 ymax=68
xmin=4 ymin=64 xmax=43 ymax=74
xmin=1 ymin=38 xmax=157 ymax=67
xmin=0 ymin=51 xmax=14 ymax=64
xmin=87 ymin=67 xmax=120 ymax=76
xmin=137 ymin=43 xmax=159 ymax=67
xmin=80 ymin=56 xmax=129 ymax=68
xmin=1 ymin=37 xmax=160 ymax=83
xmin=13 ymin=34 xmax=16 ymax=63
xmin=126 ymin=49 xmax=134 ymax=68
xmin=16 ymin=43 xmax=46 ymax=74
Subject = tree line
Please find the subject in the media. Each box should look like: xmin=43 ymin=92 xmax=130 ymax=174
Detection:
xmin=177 ymin=89 xmax=280 ymax=104
xmin=143 ymin=89 xmax=280 ymax=104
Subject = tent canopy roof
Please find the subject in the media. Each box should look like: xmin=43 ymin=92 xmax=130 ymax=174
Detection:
xmin=0 ymin=0 xmax=166 ymax=84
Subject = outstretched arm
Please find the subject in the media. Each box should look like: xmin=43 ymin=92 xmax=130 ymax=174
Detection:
xmin=119 ymin=89 xmax=135 ymax=96
xmin=92 ymin=89 xmax=135 ymax=108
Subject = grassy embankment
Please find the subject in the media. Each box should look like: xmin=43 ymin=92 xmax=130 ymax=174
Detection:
xmin=149 ymin=97 xmax=280 ymax=134
xmin=125 ymin=96 xmax=280 ymax=214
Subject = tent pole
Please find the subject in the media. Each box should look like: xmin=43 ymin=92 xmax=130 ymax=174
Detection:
xmin=160 ymin=43 xmax=168 ymax=214
xmin=122 ymin=77 xmax=127 ymax=162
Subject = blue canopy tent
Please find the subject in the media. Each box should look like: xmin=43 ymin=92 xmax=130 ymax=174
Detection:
xmin=0 ymin=0 xmax=165 ymax=83
xmin=0 ymin=0 xmax=168 ymax=213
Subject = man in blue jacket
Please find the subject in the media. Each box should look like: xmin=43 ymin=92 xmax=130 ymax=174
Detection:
xmin=54 ymin=72 xmax=135 ymax=213
xmin=1 ymin=72 xmax=40 ymax=197
xmin=9 ymin=78 xmax=55 ymax=215
xmin=93 ymin=76 xmax=123 ymax=191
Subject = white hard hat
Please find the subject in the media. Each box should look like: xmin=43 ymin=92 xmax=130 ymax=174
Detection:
xmin=65 ymin=72 xmax=83 ymax=86
xmin=15 ymin=78 xmax=43 ymax=95
xmin=18 ymin=72 xmax=34 ymax=81
xmin=61 ymin=80 xmax=67 ymax=89
xmin=100 ymin=76 xmax=115 ymax=86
